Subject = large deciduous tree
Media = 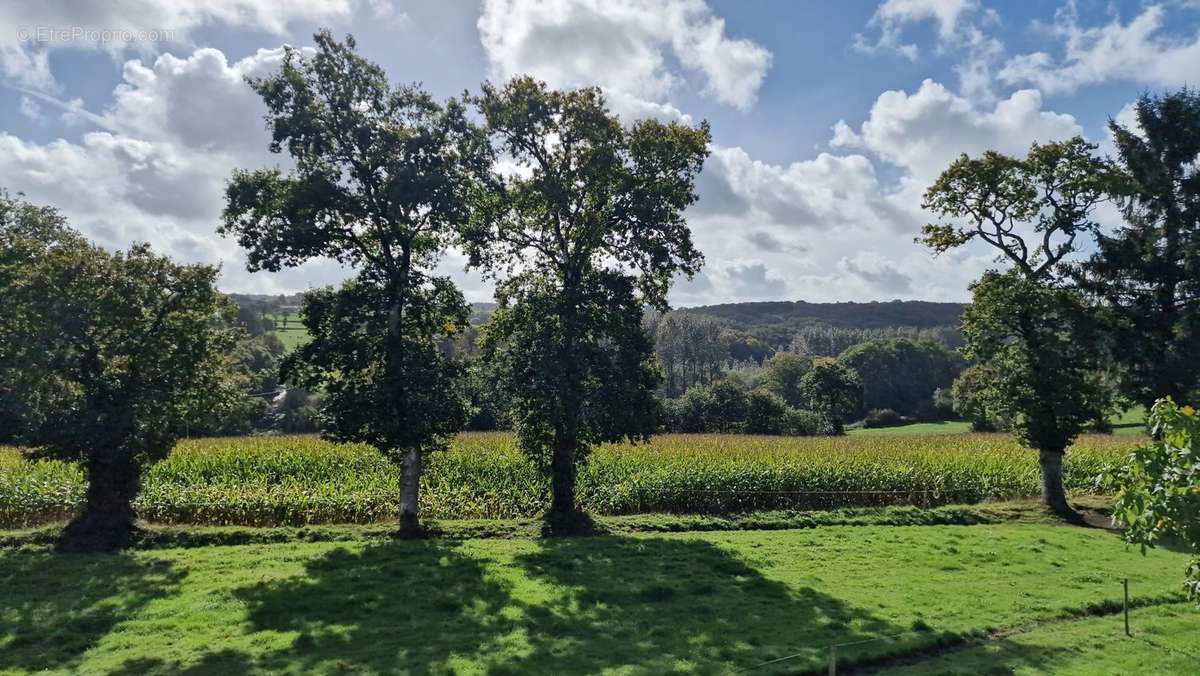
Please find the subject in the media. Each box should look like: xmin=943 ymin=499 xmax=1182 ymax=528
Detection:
xmin=220 ymin=32 xmax=489 ymax=534
xmin=921 ymin=137 xmax=1117 ymax=517
xmin=0 ymin=193 xmax=241 ymax=550
xmin=797 ymin=358 xmax=862 ymax=435
xmin=465 ymin=77 xmax=709 ymax=529
xmin=1077 ymin=90 xmax=1200 ymax=410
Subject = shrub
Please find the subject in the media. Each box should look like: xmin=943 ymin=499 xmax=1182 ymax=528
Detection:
xmin=863 ymin=409 xmax=911 ymax=429
xmin=744 ymin=390 xmax=789 ymax=435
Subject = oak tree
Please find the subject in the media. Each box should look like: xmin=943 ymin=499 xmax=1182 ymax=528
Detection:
xmin=466 ymin=77 xmax=709 ymax=529
xmin=220 ymin=32 xmax=489 ymax=533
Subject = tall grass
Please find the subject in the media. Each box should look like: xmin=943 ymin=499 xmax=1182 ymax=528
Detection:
xmin=0 ymin=432 xmax=1139 ymax=527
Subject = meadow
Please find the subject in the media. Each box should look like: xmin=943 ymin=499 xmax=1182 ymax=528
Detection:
xmin=0 ymin=518 xmax=1193 ymax=674
xmin=0 ymin=432 xmax=1143 ymax=528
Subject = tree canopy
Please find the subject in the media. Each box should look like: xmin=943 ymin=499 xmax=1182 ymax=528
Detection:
xmin=466 ymin=77 xmax=710 ymax=526
xmin=1077 ymin=89 xmax=1200 ymax=409
xmin=220 ymin=31 xmax=488 ymax=533
xmin=922 ymin=137 xmax=1117 ymax=516
xmin=1 ymin=193 xmax=241 ymax=549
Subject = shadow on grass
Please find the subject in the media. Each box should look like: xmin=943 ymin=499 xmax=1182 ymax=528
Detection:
xmin=226 ymin=535 xmax=1002 ymax=673
xmin=0 ymin=550 xmax=184 ymax=672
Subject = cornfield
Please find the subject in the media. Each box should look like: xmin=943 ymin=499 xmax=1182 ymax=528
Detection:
xmin=0 ymin=432 xmax=1139 ymax=527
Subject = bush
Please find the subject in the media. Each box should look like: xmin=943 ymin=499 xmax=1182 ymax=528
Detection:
xmin=781 ymin=409 xmax=832 ymax=436
xmin=744 ymin=390 xmax=788 ymax=435
xmin=863 ymin=408 xmax=912 ymax=429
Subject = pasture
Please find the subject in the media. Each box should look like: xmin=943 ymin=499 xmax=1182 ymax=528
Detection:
xmin=0 ymin=514 xmax=1194 ymax=674
xmin=0 ymin=432 xmax=1143 ymax=528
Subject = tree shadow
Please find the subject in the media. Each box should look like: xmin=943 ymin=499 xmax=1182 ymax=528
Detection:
xmin=0 ymin=550 xmax=184 ymax=672
xmin=234 ymin=535 xmax=947 ymax=673
xmin=235 ymin=540 xmax=520 ymax=674
xmin=503 ymin=536 xmax=911 ymax=673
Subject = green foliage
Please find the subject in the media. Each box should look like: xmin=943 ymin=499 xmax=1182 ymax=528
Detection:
xmin=0 ymin=196 xmax=242 ymax=548
xmin=0 ymin=433 xmax=1140 ymax=526
xmin=951 ymin=364 xmax=1010 ymax=432
xmin=791 ymin=324 xmax=963 ymax=357
xmin=798 ymin=358 xmax=863 ymax=434
xmin=1077 ymin=89 xmax=1200 ymax=409
xmin=762 ymin=351 xmax=812 ymax=407
xmin=465 ymin=76 xmax=710 ymax=517
xmin=921 ymin=137 xmax=1121 ymax=514
xmin=921 ymin=137 xmax=1117 ymax=279
xmin=1106 ymin=398 xmax=1200 ymax=598
xmin=837 ymin=337 xmax=963 ymax=419
xmin=220 ymin=32 xmax=488 ymax=529
xmin=960 ymin=272 xmax=1113 ymax=455
xmin=649 ymin=311 xmax=729 ymax=397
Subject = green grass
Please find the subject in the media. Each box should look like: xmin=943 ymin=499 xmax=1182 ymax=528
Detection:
xmin=849 ymin=421 xmax=973 ymax=436
xmin=0 ymin=520 xmax=1191 ymax=674
xmin=1 ymin=433 xmax=1144 ymax=527
xmin=851 ymin=407 xmax=1151 ymax=438
xmin=885 ymin=603 xmax=1200 ymax=675
xmin=266 ymin=312 xmax=308 ymax=351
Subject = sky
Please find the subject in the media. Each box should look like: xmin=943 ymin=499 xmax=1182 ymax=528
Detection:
xmin=1 ymin=0 xmax=1197 ymax=306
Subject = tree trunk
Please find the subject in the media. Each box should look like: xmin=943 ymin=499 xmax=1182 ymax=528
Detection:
xmin=1038 ymin=448 xmax=1077 ymax=519
xmin=399 ymin=447 xmax=422 ymax=536
xmin=550 ymin=437 xmax=578 ymax=517
xmin=59 ymin=450 xmax=140 ymax=551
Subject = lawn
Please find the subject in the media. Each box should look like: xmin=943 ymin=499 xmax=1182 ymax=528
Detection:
xmin=1 ymin=515 xmax=1194 ymax=674
xmin=267 ymin=312 xmax=308 ymax=351
xmin=849 ymin=421 xmax=973 ymax=436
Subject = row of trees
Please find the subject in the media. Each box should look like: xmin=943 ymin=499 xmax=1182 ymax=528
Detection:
xmin=9 ymin=32 xmax=709 ymax=549
xmin=920 ymin=89 xmax=1200 ymax=517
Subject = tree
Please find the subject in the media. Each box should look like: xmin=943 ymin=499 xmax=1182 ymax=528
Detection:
xmin=1077 ymin=90 xmax=1200 ymax=410
xmin=466 ymin=77 xmax=709 ymax=528
xmin=951 ymin=364 xmax=1009 ymax=432
xmin=921 ymin=137 xmax=1117 ymax=516
xmin=762 ymin=352 xmax=812 ymax=408
xmin=798 ymin=358 xmax=863 ymax=435
xmin=220 ymin=32 xmax=488 ymax=534
xmin=837 ymin=337 xmax=962 ymax=419
xmin=0 ymin=197 xmax=241 ymax=550
xmin=1105 ymin=398 xmax=1200 ymax=598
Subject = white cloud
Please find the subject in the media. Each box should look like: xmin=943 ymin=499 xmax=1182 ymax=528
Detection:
xmin=17 ymin=96 xmax=42 ymax=123
xmin=668 ymin=76 xmax=1092 ymax=305
xmin=854 ymin=0 xmax=1003 ymax=102
xmin=999 ymin=4 xmax=1200 ymax=95
xmin=0 ymin=0 xmax=354 ymax=91
xmin=831 ymin=80 xmax=1082 ymax=182
xmin=855 ymin=0 xmax=981 ymax=60
xmin=477 ymin=0 xmax=771 ymax=114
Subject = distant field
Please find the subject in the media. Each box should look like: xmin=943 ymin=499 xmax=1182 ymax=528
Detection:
xmin=851 ymin=407 xmax=1149 ymax=438
xmin=0 ymin=432 xmax=1143 ymax=527
xmin=266 ymin=312 xmax=308 ymax=351
xmin=849 ymin=421 xmax=973 ymax=436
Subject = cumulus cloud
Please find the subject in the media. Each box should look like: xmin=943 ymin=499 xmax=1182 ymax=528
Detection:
xmin=0 ymin=0 xmax=354 ymax=91
xmin=477 ymin=0 xmax=771 ymax=114
xmin=831 ymin=80 xmax=1082 ymax=182
xmin=999 ymin=4 xmax=1200 ymax=95
xmin=854 ymin=0 xmax=1003 ymax=102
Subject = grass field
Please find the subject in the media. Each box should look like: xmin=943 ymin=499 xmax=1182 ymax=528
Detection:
xmin=0 ymin=510 xmax=1193 ymax=674
xmin=267 ymin=312 xmax=308 ymax=351
xmin=1 ymin=432 xmax=1145 ymax=527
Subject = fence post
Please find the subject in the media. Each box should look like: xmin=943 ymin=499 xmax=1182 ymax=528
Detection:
xmin=1123 ymin=578 xmax=1131 ymax=637
xmin=828 ymin=644 xmax=837 ymax=675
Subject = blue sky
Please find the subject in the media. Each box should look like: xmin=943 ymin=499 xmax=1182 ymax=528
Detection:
xmin=2 ymin=1 xmax=1197 ymax=305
